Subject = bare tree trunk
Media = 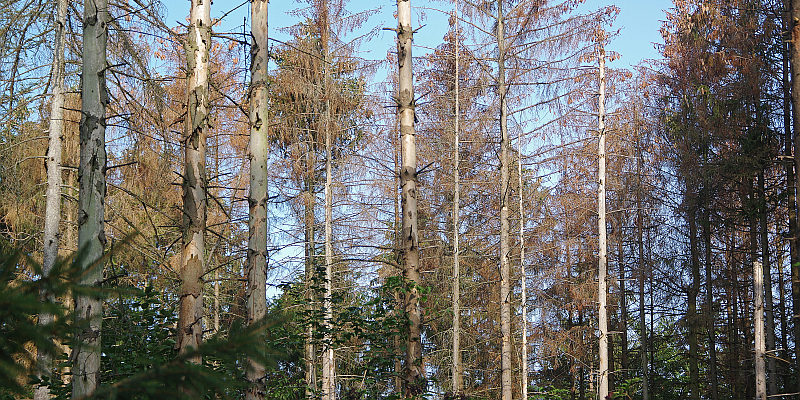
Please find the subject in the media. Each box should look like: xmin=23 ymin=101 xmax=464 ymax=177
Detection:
xmin=518 ymin=130 xmax=528 ymax=400
xmin=36 ymin=0 xmax=69 ymax=398
xmin=688 ymin=206 xmax=700 ymax=400
xmin=788 ymin=0 xmax=800 ymax=394
xmin=597 ymin=42 xmax=609 ymax=400
xmin=451 ymin=2 xmax=463 ymax=394
xmin=703 ymin=199 xmax=719 ymax=400
xmin=758 ymin=170 xmax=778 ymax=396
xmin=396 ymin=0 xmax=423 ymax=395
xmin=322 ymin=21 xmax=336 ymax=398
xmin=636 ymin=130 xmax=648 ymax=400
xmin=494 ymin=2 xmax=512 ymax=399
xmin=783 ymin=10 xmax=796 ymax=392
xmin=72 ymin=0 xmax=108 ymax=395
xmin=177 ymin=0 xmax=210 ymax=364
xmin=756 ymin=259 xmax=767 ymax=400
xmin=304 ymin=178 xmax=317 ymax=399
xmin=245 ymin=1 xmax=268 ymax=398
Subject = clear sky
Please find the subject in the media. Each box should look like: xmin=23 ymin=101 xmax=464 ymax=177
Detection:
xmin=161 ymin=0 xmax=674 ymax=69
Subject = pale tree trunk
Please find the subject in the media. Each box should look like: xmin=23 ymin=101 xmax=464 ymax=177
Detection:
xmin=518 ymin=132 xmax=528 ymax=400
xmin=758 ymin=171 xmax=778 ymax=396
xmin=688 ymin=206 xmax=700 ymax=400
xmin=36 ymin=0 xmax=68 ymax=398
xmin=451 ymin=2 xmax=462 ymax=394
xmin=322 ymin=23 xmax=336 ymax=400
xmin=495 ymin=1 xmax=512 ymax=399
xmin=304 ymin=178 xmax=317 ymax=398
xmin=755 ymin=259 xmax=767 ymax=400
xmin=783 ymin=8 xmax=796 ymax=392
xmin=788 ymin=0 xmax=800 ymax=394
xmin=702 ymin=195 xmax=718 ymax=400
xmin=597 ymin=43 xmax=609 ymax=400
xmin=636 ymin=127 xmax=648 ymax=400
xmin=396 ymin=0 xmax=423 ymax=395
xmin=73 ymin=0 xmax=108 ymax=395
xmin=178 ymin=0 xmax=210 ymax=364
xmin=245 ymin=0 xmax=268 ymax=398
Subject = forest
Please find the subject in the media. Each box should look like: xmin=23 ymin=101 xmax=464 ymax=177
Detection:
xmin=0 ymin=0 xmax=796 ymax=399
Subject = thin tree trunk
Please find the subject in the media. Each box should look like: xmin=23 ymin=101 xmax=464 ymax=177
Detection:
xmin=322 ymin=19 xmax=336 ymax=398
xmin=759 ymin=170 xmax=778 ymax=396
xmin=304 ymin=177 xmax=317 ymax=398
xmin=451 ymin=2 xmax=463 ymax=393
xmin=756 ymin=259 xmax=767 ymax=400
xmin=783 ymin=10 xmax=796 ymax=391
xmin=617 ymin=230 xmax=628 ymax=385
xmin=703 ymin=201 xmax=719 ymax=400
xmin=687 ymin=205 xmax=701 ymax=400
xmin=396 ymin=0 xmax=423 ymax=395
xmin=518 ymin=120 xmax=528 ymax=400
xmin=597 ymin=42 xmax=609 ymax=400
xmin=636 ymin=131 xmax=648 ymax=400
xmin=72 ymin=0 xmax=108 ymax=395
xmin=495 ymin=2 xmax=512 ymax=399
xmin=788 ymin=0 xmax=800 ymax=394
xmin=245 ymin=0 xmax=269 ymax=397
xmin=177 ymin=0 xmax=210 ymax=365
xmin=36 ymin=0 xmax=68 ymax=398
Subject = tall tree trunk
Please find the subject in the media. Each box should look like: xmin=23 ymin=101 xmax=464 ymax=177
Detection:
xmin=687 ymin=205 xmax=701 ymax=400
xmin=36 ymin=0 xmax=68 ymax=398
xmin=783 ymin=9 xmax=796 ymax=391
xmin=756 ymin=258 xmax=767 ymax=400
xmin=451 ymin=2 xmax=463 ymax=393
xmin=758 ymin=170 xmax=778 ymax=396
xmin=494 ymin=1 xmax=512 ymax=399
xmin=304 ymin=177 xmax=317 ymax=398
xmin=245 ymin=0 xmax=269 ymax=398
xmin=177 ymin=0 xmax=210 ymax=365
xmin=396 ymin=0 xmax=423 ymax=395
xmin=636 ymin=132 xmax=648 ymax=400
xmin=597 ymin=42 xmax=609 ymax=400
xmin=617 ymin=229 xmax=628 ymax=386
xmin=703 ymin=200 xmax=719 ymax=400
xmin=788 ymin=0 xmax=800 ymax=394
xmin=73 ymin=0 xmax=108 ymax=395
xmin=518 ymin=125 xmax=528 ymax=400
xmin=322 ymin=20 xmax=336 ymax=399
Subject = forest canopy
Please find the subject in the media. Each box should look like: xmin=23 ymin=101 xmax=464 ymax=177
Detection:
xmin=0 ymin=0 xmax=797 ymax=400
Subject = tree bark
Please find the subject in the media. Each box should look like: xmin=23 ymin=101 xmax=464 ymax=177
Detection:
xmin=36 ymin=0 xmax=68 ymax=398
xmin=756 ymin=259 xmax=767 ymax=400
xmin=687 ymin=205 xmax=700 ymax=400
xmin=703 ymin=199 xmax=719 ymax=400
xmin=396 ymin=0 xmax=423 ymax=395
xmin=783 ymin=8 xmax=796 ymax=392
xmin=788 ymin=0 xmax=800 ymax=394
xmin=597 ymin=42 xmax=609 ymax=400
xmin=494 ymin=2 xmax=512 ymax=399
xmin=636 ymin=129 xmax=648 ymax=400
xmin=758 ymin=170 xmax=778 ymax=396
xmin=177 ymin=0 xmax=210 ymax=365
xmin=322 ymin=15 xmax=336 ymax=398
xmin=73 ymin=0 xmax=108 ymax=395
xmin=518 ymin=119 xmax=528 ymax=400
xmin=245 ymin=1 xmax=269 ymax=398
xmin=451 ymin=2 xmax=463 ymax=394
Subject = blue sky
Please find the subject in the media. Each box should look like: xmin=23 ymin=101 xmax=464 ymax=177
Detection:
xmin=162 ymin=0 xmax=673 ymax=69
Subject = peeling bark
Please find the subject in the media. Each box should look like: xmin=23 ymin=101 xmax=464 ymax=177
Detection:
xmin=245 ymin=2 xmax=269 ymax=398
xmin=73 ymin=0 xmax=108 ymax=396
xmin=36 ymin=0 xmax=69 ymax=398
xmin=396 ymin=0 xmax=423 ymax=396
xmin=178 ymin=0 xmax=210 ymax=364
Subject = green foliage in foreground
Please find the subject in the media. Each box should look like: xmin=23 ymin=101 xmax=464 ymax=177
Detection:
xmin=0 ymin=247 xmax=285 ymax=400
